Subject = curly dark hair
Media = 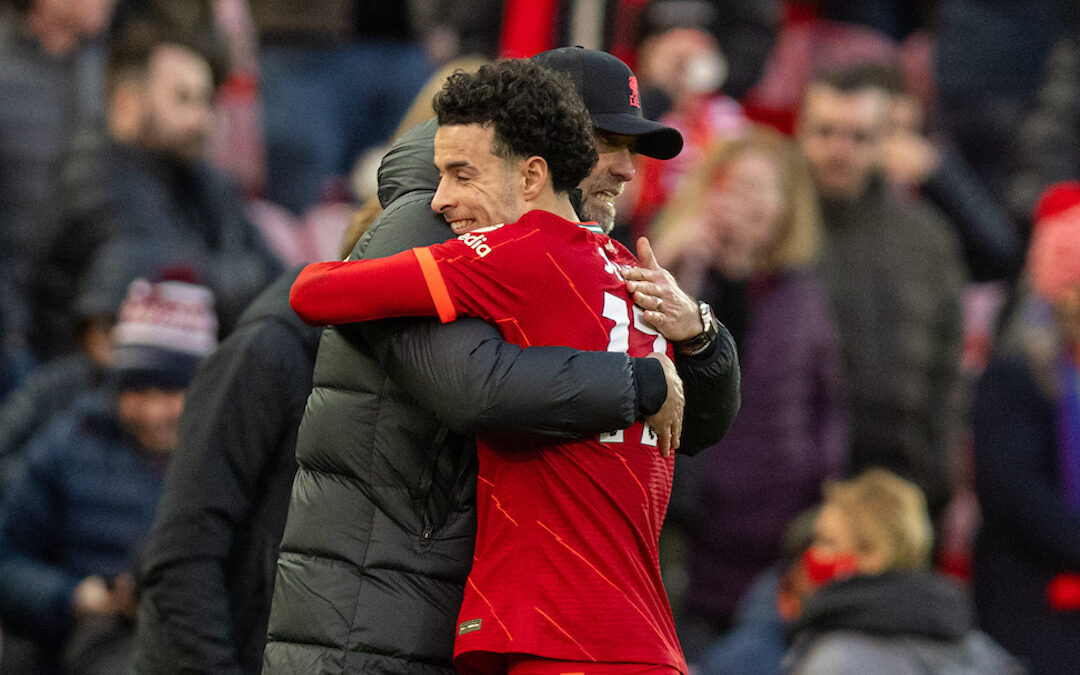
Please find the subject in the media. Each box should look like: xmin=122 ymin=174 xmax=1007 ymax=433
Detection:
xmin=433 ymin=59 xmax=598 ymax=194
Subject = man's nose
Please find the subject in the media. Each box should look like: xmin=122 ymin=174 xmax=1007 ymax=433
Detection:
xmin=431 ymin=178 xmax=452 ymax=214
xmin=609 ymin=148 xmax=635 ymax=182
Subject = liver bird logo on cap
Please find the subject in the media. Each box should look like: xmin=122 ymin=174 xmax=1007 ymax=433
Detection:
xmin=628 ymin=75 xmax=640 ymax=109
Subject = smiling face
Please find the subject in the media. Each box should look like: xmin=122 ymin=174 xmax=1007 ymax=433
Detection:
xmin=431 ymin=124 xmax=526 ymax=234
xmin=578 ymin=130 xmax=636 ymax=233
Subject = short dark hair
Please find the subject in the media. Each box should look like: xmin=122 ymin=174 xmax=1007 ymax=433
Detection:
xmin=106 ymin=19 xmax=223 ymax=97
xmin=812 ymin=61 xmax=905 ymax=96
xmin=433 ymin=59 xmax=598 ymax=193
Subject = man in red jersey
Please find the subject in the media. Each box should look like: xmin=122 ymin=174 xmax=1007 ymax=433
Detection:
xmin=290 ymin=60 xmax=727 ymax=674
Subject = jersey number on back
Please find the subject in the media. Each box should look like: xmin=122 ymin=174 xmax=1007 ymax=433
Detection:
xmin=600 ymin=292 xmax=668 ymax=447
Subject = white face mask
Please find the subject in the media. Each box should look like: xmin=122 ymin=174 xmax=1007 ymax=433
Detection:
xmin=683 ymin=50 xmax=727 ymax=94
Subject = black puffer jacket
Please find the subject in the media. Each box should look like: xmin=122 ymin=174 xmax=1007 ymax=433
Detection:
xmin=263 ymin=120 xmax=740 ymax=673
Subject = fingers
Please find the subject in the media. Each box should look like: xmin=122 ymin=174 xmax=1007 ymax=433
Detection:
xmin=621 ymin=266 xmax=659 ymax=282
xmin=627 ymin=281 xmax=664 ymax=303
xmin=656 ymin=426 xmax=672 ymax=458
xmin=636 ymin=236 xmax=661 ymax=270
xmin=633 ymin=289 xmax=665 ymax=312
xmin=639 ymin=309 xmax=663 ymax=330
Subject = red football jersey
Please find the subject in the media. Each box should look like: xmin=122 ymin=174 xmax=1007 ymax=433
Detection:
xmin=290 ymin=209 xmax=686 ymax=673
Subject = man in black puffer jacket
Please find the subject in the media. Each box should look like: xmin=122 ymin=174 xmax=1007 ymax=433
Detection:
xmin=264 ymin=70 xmax=740 ymax=675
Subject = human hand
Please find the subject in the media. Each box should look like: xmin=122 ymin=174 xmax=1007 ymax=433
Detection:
xmin=109 ymin=573 xmax=138 ymax=619
xmin=622 ymin=237 xmax=703 ymax=342
xmin=881 ymin=133 xmax=941 ymax=186
xmin=73 ymin=576 xmax=110 ymax=615
xmin=72 ymin=573 xmax=138 ymax=618
xmin=644 ymin=352 xmax=684 ymax=457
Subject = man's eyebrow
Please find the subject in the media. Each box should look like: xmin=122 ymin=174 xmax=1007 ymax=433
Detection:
xmin=595 ymin=131 xmax=636 ymax=150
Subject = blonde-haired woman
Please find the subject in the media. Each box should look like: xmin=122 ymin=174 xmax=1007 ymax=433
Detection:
xmin=652 ymin=125 xmax=848 ymax=651
xmin=786 ymin=469 xmax=1021 ymax=674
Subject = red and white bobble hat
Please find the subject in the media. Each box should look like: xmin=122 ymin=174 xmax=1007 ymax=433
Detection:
xmin=109 ymin=276 xmax=218 ymax=390
xmin=1029 ymin=181 xmax=1080 ymax=305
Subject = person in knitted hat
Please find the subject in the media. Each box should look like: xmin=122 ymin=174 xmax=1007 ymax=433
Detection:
xmin=0 ymin=276 xmax=215 ymax=675
xmin=0 ymin=243 xmax=178 ymax=496
xmin=971 ymin=181 xmax=1080 ymax=674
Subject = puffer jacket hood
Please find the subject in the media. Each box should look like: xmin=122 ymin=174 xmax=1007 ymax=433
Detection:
xmin=378 ymin=118 xmax=439 ymax=208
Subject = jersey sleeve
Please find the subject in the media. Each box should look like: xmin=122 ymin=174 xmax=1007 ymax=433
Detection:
xmin=289 ymin=251 xmax=441 ymax=325
xmin=290 ymin=224 xmax=536 ymax=326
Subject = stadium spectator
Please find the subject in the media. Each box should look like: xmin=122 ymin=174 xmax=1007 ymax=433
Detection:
xmin=796 ymin=63 xmax=965 ymax=519
xmin=972 ymin=181 xmax=1080 ymax=675
xmin=0 ymin=276 xmax=216 ymax=675
xmin=785 ymin=469 xmax=1022 ymax=674
xmin=0 ymin=241 xmax=162 ymax=495
xmin=33 ymin=18 xmax=280 ymax=359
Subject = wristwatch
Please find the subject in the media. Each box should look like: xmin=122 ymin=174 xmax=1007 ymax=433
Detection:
xmin=676 ymin=302 xmax=720 ymax=357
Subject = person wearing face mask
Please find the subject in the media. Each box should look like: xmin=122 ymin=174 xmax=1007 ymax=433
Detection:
xmin=785 ymin=469 xmax=1022 ymax=675
xmin=627 ymin=25 xmax=751 ymax=241
xmin=648 ymin=125 xmax=847 ymax=661
xmin=971 ymin=181 xmax=1080 ymax=675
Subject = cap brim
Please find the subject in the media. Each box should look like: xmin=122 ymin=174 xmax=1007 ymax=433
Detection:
xmin=591 ymin=112 xmax=683 ymax=160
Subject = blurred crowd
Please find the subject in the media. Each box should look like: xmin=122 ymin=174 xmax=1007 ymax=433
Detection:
xmin=1 ymin=0 xmax=1079 ymax=673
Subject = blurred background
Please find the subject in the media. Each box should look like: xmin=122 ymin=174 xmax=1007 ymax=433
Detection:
xmin=2 ymin=1 xmax=1080 ymax=673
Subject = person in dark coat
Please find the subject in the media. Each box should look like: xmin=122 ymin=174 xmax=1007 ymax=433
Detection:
xmin=129 ymin=267 xmax=320 ymax=675
xmin=972 ymin=182 xmax=1080 ymax=675
xmin=32 ymin=18 xmax=280 ymax=360
xmin=262 ymin=63 xmax=740 ymax=675
xmin=0 ymin=239 xmax=171 ymax=496
xmin=796 ymin=63 xmax=965 ymax=519
xmin=0 ymin=276 xmax=217 ymax=675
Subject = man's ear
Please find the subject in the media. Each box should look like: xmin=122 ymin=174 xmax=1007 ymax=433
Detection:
xmin=521 ymin=156 xmax=549 ymax=202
